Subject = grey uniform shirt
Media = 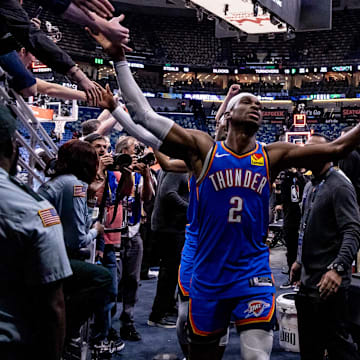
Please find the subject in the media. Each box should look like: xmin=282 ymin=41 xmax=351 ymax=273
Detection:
xmin=38 ymin=174 xmax=97 ymax=250
xmin=0 ymin=167 xmax=72 ymax=345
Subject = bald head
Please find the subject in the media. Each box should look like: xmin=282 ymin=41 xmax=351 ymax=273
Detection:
xmin=306 ymin=134 xmax=330 ymax=145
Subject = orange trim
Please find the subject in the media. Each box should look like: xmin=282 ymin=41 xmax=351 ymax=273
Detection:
xmin=262 ymin=144 xmax=270 ymax=182
xmin=221 ymin=141 xmax=259 ymax=159
xmin=196 ymin=143 xmax=218 ymax=186
xmin=178 ymin=265 xmax=189 ymax=297
xmin=235 ymin=295 xmax=275 ymax=326
xmin=189 ymin=299 xmax=225 ymax=336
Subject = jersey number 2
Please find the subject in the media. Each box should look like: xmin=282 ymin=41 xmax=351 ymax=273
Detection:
xmin=228 ymin=196 xmax=243 ymax=223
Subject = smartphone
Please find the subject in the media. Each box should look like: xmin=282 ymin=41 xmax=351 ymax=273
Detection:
xmin=34 ymin=6 xmax=43 ymax=19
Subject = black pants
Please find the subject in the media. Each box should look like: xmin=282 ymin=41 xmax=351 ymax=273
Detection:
xmin=283 ymin=224 xmax=299 ymax=270
xmin=140 ymin=222 xmax=158 ymax=278
xmin=295 ymin=287 xmax=360 ymax=360
xmin=63 ymin=259 xmax=112 ymax=339
xmin=150 ymin=231 xmax=185 ymax=320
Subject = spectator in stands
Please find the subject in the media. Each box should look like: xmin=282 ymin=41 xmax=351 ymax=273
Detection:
xmin=116 ymin=136 xmax=154 ymax=341
xmin=291 ymin=134 xmax=360 ymax=360
xmin=37 ymin=140 xmax=116 ymax=353
xmin=33 ymin=147 xmax=52 ymax=191
xmin=0 ymin=105 xmax=72 ymax=360
xmin=148 ymin=170 xmax=189 ymax=328
xmin=81 ymin=119 xmax=101 ymax=138
xmin=277 ymin=168 xmax=306 ymax=288
xmin=0 ymin=0 xmax=130 ymax=100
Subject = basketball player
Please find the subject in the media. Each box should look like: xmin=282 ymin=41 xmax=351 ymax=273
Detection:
xmin=88 ymin=29 xmax=360 ymax=360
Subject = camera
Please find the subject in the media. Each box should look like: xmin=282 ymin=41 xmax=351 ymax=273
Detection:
xmin=134 ymin=143 xmax=156 ymax=166
xmin=137 ymin=152 xmax=156 ymax=166
xmin=107 ymin=153 xmax=132 ymax=171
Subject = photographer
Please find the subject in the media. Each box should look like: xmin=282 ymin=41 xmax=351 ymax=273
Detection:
xmin=115 ymin=136 xmax=154 ymax=341
xmin=85 ymin=132 xmax=132 ymax=349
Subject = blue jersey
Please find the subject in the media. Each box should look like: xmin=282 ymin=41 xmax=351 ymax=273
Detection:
xmin=191 ymin=141 xmax=274 ymax=299
xmin=179 ymin=175 xmax=198 ymax=296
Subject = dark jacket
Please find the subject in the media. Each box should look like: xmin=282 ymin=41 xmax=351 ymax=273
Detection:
xmin=300 ymin=168 xmax=360 ymax=290
xmin=339 ymin=148 xmax=360 ymax=206
xmin=151 ymin=171 xmax=189 ymax=233
xmin=0 ymin=0 xmax=75 ymax=74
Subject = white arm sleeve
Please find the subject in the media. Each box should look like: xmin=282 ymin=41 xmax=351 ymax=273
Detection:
xmin=112 ymin=105 xmax=163 ymax=150
xmin=114 ymin=61 xmax=174 ymax=141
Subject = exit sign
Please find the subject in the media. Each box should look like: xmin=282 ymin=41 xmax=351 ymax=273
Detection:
xmin=95 ymin=58 xmax=103 ymax=65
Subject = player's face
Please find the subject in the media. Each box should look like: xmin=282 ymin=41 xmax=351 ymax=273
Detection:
xmin=230 ymin=94 xmax=262 ymax=129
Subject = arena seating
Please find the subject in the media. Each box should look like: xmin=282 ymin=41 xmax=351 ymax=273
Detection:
xmin=22 ymin=1 xmax=360 ymax=68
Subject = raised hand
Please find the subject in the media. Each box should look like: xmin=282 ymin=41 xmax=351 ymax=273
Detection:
xmin=30 ymin=17 xmax=41 ymax=30
xmin=87 ymin=14 xmax=132 ymax=52
xmin=93 ymin=83 xmax=117 ymax=111
xmin=78 ymin=77 xmax=102 ymax=106
xmin=72 ymin=0 xmax=114 ymax=19
xmin=227 ymin=84 xmax=241 ymax=98
xmin=86 ymin=26 xmax=127 ymax=60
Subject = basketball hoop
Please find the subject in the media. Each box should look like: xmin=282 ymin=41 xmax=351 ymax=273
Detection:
xmin=54 ymin=119 xmax=67 ymax=140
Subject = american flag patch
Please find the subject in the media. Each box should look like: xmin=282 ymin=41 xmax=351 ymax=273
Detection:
xmin=38 ymin=208 xmax=61 ymax=227
xmin=73 ymin=185 xmax=86 ymax=197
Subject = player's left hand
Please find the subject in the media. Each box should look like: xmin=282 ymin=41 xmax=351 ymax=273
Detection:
xmin=93 ymin=83 xmax=117 ymax=111
xmin=30 ymin=17 xmax=41 ymax=29
xmin=317 ymin=270 xmax=342 ymax=299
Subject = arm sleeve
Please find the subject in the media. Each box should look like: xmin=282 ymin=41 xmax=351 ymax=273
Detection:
xmin=111 ymin=105 xmax=163 ymax=149
xmin=0 ymin=0 xmax=75 ymax=73
xmin=332 ymin=184 xmax=360 ymax=268
xmin=114 ymin=61 xmax=174 ymax=141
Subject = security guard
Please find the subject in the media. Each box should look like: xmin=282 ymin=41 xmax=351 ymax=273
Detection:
xmin=0 ymin=105 xmax=72 ymax=360
xmin=38 ymin=140 xmax=115 ymax=352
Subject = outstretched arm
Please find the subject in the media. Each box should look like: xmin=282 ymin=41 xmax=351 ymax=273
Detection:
xmin=267 ymin=124 xmax=360 ymax=176
xmin=154 ymin=150 xmax=189 ymax=173
xmin=215 ymin=84 xmax=241 ymax=126
xmin=36 ymin=79 xmax=87 ymax=102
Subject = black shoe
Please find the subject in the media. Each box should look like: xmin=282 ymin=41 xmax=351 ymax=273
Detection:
xmin=120 ymin=324 xmax=142 ymax=341
xmin=280 ymin=280 xmax=293 ymax=289
xmin=147 ymin=316 xmax=176 ymax=329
